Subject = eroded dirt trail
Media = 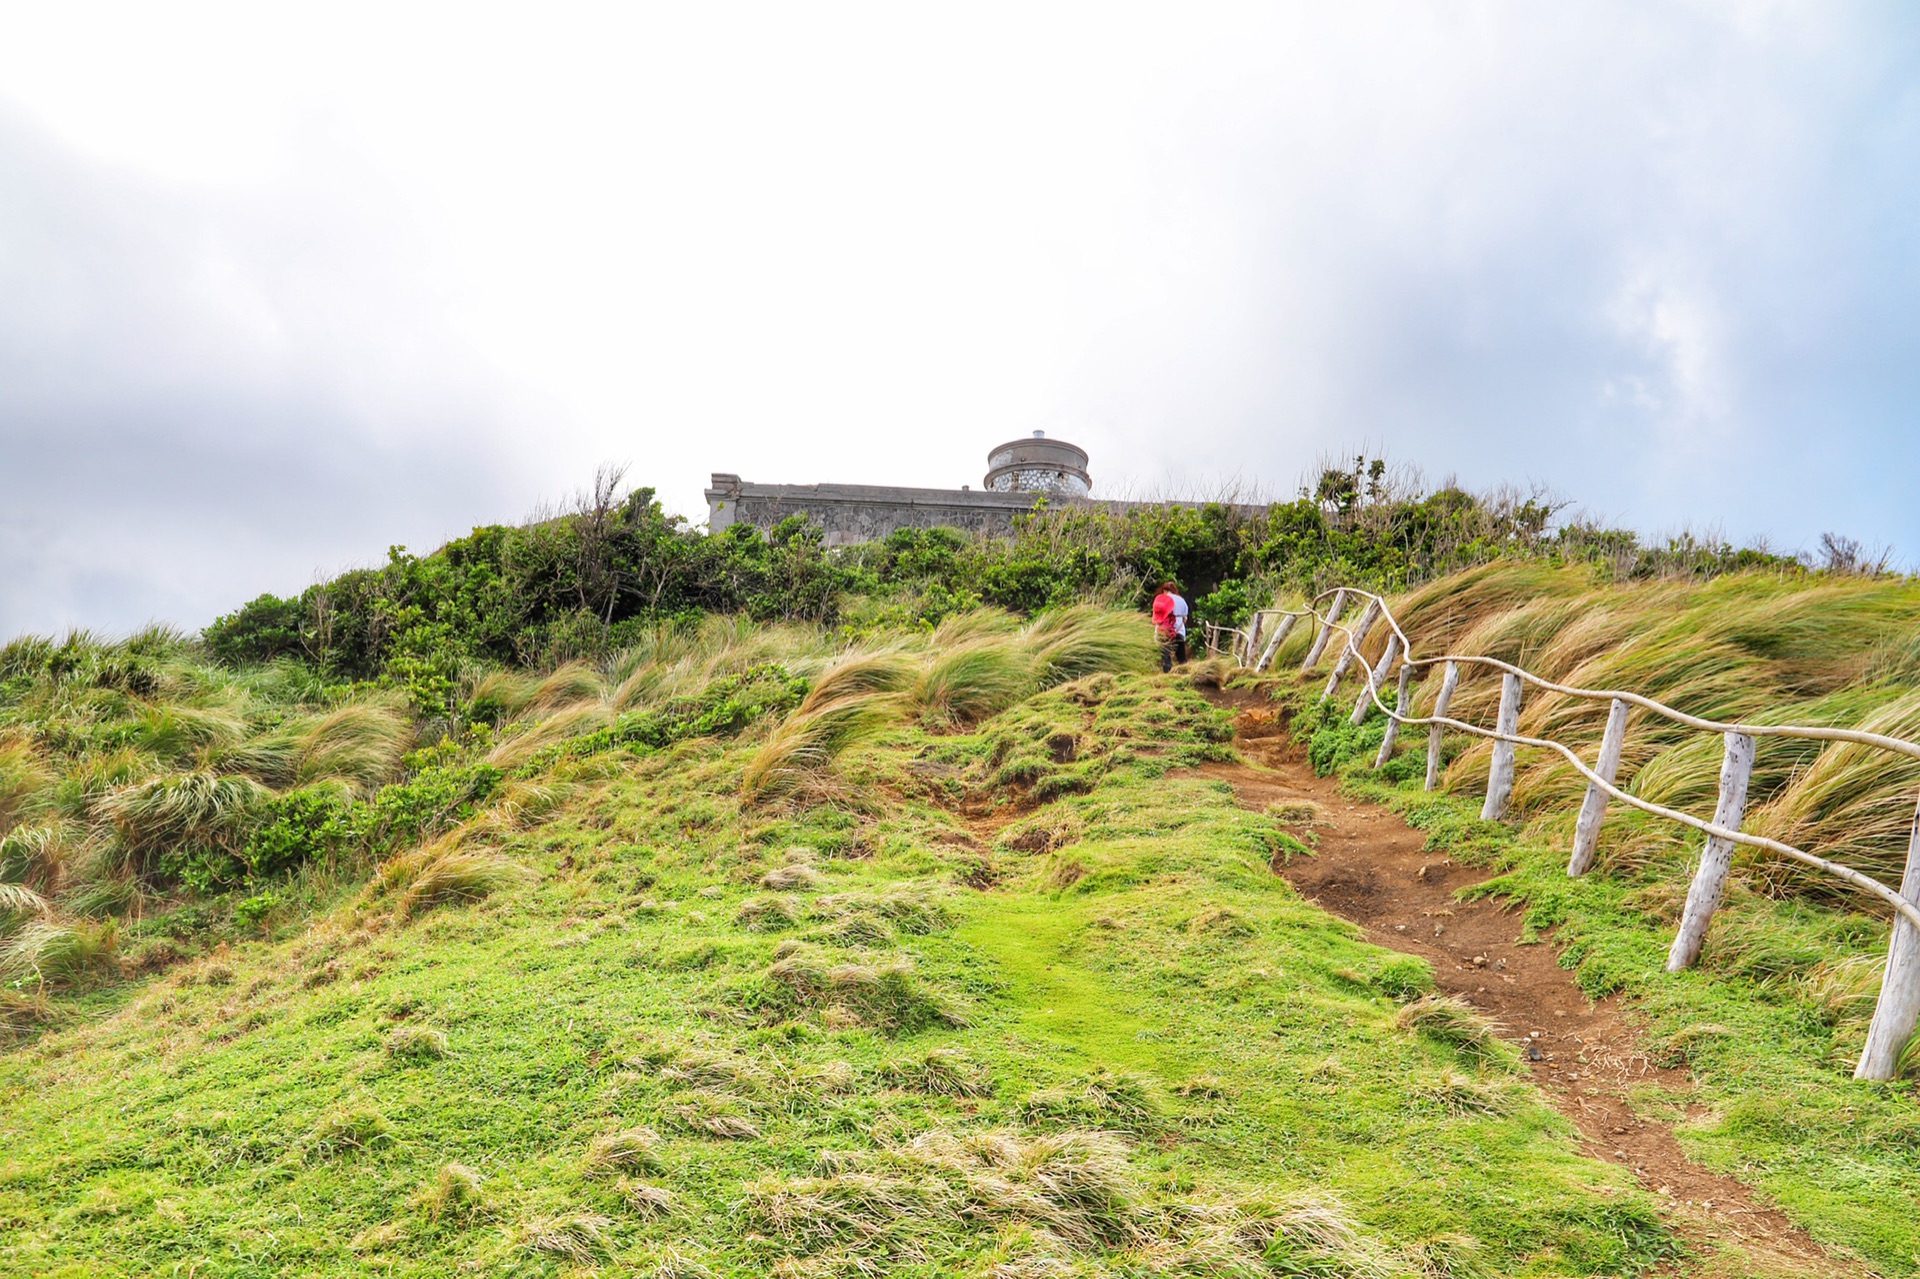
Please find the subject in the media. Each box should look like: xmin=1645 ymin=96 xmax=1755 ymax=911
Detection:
xmin=1205 ymin=695 xmax=1872 ymax=1278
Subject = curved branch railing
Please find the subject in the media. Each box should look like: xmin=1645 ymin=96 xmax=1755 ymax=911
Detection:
xmin=1212 ymin=587 xmax=1920 ymax=1083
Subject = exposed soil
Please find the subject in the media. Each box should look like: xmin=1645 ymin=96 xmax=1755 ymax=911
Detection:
xmin=1201 ymin=691 xmax=1875 ymax=1278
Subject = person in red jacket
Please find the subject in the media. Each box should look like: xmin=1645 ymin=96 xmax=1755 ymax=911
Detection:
xmin=1151 ymin=581 xmax=1188 ymax=671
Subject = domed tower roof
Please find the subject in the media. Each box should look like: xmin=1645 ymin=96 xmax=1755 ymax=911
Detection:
xmin=983 ymin=431 xmax=1091 ymax=497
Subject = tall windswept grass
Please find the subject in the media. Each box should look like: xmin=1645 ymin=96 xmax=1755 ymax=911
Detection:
xmin=928 ymin=606 xmax=1022 ymax=646
xmin=131 ymin=702 xmax=250 ymax=766
xmin=607 ymin=615 xmax=836 ymax=710
xmin=0 ymin=881 xmax=52 ymax=921
xmin=741 ymin=607 xmax=1152 ymax=803
xmin=222 ymin=700 xmax=412 ymax=793
xmin=1360 ymin=563 xmax=1920 ymax=892
xmin=466 ymin=669 xmax=544 ymax=722
xmin=797 ymin=650 xmax=919 ymax=715
xmin=0 ymin=735 xmax=51 ymax=832
xmin=0 ymin=823 xmax=71 ymax=892
xmin=371 ymin=832 xmax=533 ymax=923
xmin=527 ymin=661 xmax=607 ymax=713
xmin=1751 ymin=690 xmax=1920 ymax=889
xmin=486 ymin=702 xmax=614 ymax=769
xmin=914 ymin=641 xmax=1035 ymax=725
xmin=740 ymin=695 xmax=908 ymax=803
xmin=96 ymin=772 xmax=274 ymax=876
xmin=1023 ymin=606 xmax=1156 ymax=686
xmin=0 ymin=918 xmax=117 ymax=988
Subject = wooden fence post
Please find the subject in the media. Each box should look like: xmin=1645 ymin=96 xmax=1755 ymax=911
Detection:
xmin=1567 ymin=698 xmax=1630 ymax=877
xmin=1351 ymin=633 xmax=1403 ymax=726
xmin=1254 ymin=614 xmax=1298 ymax=671
xmin=1322 ymin=600 xmax=1381 ymax=701
xmin=1480 ymin=673 xmax=1523 ymax=821
xmin=1856 ymin=794 xmax=1920 ymax=1081
xmin=1425 ymin=662 xmax=1460 ymax=792
xmin=1242 ymin=614 xmax=1265 ymax=667
xmin=1374 ymin=664 xmax=1416 ymax=768
xmin=1666 ymin=732 xmax=1757 ymax=972
xmin=1300 ymin=590 xmax=1348 ymax=671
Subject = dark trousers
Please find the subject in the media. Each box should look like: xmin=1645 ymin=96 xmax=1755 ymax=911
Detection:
xmin=1159 ymin=633 xmax=1188 ymax=672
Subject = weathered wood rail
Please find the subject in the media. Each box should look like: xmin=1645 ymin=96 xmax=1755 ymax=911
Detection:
xmin=1205 ymin=592 xmax=1920 ymax=1083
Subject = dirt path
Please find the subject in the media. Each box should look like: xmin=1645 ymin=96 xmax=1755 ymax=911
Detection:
xmin=1204 ymin=694 xmax=1873 ymax=1279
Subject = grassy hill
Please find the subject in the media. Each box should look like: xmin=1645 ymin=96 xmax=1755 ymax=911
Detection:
xmin=3 ymin=611 xmax=1678 ymax=1277
xmin=6 ymin=481 xmax=1920 ymax=1277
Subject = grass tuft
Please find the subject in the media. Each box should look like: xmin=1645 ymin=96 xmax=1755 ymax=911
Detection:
xmin=1023 ymin=1069 xmax=1161 ymax=1133
xmin=304 ymin=1105 xmax=394 ymax=1160
xmin=618 ymin=1180 xmax=675 ymax=1219
xmin=1172 ymin=1075 xmax=1228 ymax=1099
xmin=96 ymin=771 xmax=272 ymax=878
xmin=1189 ymin=906 xmax=1256 ymax=937
xmin=1023 ymin=607 xmax=1157 ymax=687
xmin=585 ymin=1127 xmax=665 ymax=1175
xmin=422 ymin=1162 xmax=485 ymax=1221
xmin=741 ymin=695 xmax=908 ymax=804
xmin=520 ymin=1212 xmax=614 ymax=1263
xmin=384 ymin=1025 xmax=448 ymax=1060
xmin=737 ymin=894 xmax=804 ymax=932
xmin=0 ymin=881 xmax=52 ymax=920
xmin=1266 ymin=798 xmax=1328 ymax=827
xmin=762 ymin=863 xmax=826 ymax=891
xmin=0 ymin=988 xmax=60 ymax=1041
xmin=773 ymin=950 xmax=967 ymax=1034
xmin=1412 ymin=1067 xmax=1520 ymax=1116
xmin=1395 ymin=996 xmax=1507 ymax=1062
xmin=387 ymin=845 xmax=531 ymax=921
xmin=667 ymin=1094 xmax=762 ymax=1141
xmin=914 ymin=640 xmax=1036 ymax=725
xmin=0 ymin=918 xmax=117 ymax=988
xmin=881 ymin=1047 xmax=993 ymax=1097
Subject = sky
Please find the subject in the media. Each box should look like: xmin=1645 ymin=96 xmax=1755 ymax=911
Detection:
xmin=2 ymin=2 xmax=1917 ymax=637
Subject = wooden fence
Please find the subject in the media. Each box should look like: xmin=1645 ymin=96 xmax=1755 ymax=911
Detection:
xmin=1204 ymin=589 xmax=1920 ymax=1083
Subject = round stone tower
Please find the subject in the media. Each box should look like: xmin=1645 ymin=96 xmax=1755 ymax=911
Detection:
xmin=983 ymin=431 xmax=1091 ymax=496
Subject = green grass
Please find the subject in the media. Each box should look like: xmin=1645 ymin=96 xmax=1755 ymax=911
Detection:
xmin=0 ymin=672 xmax=1679 ymax=1277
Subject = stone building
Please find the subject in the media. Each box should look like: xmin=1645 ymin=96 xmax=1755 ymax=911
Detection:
xmin=707 ymin=433 xmax=1106 ymax=546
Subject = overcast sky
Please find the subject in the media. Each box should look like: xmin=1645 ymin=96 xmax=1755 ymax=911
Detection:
xmin=3 ymin=2 xmax=1917 ymax=637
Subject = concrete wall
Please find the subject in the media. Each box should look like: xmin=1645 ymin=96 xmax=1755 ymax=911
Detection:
xmin=705 ymin=473 xmax=1270 ymax=547
xmin=706 ymin=476 xmax=1051 ymax=546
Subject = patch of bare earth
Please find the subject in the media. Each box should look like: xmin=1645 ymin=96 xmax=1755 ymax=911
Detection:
xmin=1197 ymin=691 xmax=1875 ymax=1278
